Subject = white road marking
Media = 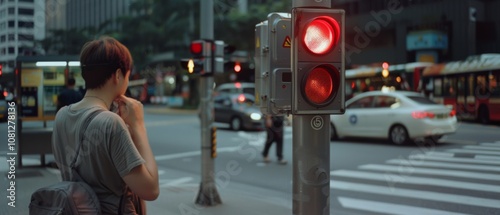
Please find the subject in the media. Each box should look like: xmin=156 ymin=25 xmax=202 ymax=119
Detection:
xmin=464 ymin=145 xmax=500 ymax=151
xmin=409 ymin=154 xmax=500 ymax=165
xmin=331 ymin=170 xmax=500 ymax=193
xmin=155 ymin=146 xmax=240 ymax=161
xmin=446 ymin=148 xmax=500 ymax=156
xmin=480 ymin=142 xmax=500 ymax=147
xmin=359 ymin=164 xmax=500 ymax=181
xmin=331 ymin=181 xmax=500 ymax=209
xmin=476 ymin=155 xmax=500 ymax=161
xmin=386 ymin=159 xmax=500 ymax=172
xmin=337 ymin=197 xmax=468 ymax=215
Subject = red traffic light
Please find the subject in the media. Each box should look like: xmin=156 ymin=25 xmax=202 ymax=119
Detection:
xmin=234 ymin=62 xmax=241 ymax=73
xmin=302 ymin=16 xmax=340 ymax=55
xmin=382 ymin=62 xmax=389 ymax=70
xmin=292 ymin=8 xmax=345 ymax=114
xmin=190 ymin=42 xmax=203 ymax=56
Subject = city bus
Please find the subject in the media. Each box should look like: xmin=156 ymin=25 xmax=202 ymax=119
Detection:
xmin=345 ymin=62 xmax=434 ymax=99
xmin=422 ymin=53 xmax=500 ymax=123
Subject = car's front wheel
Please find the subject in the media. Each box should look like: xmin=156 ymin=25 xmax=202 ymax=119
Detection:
xmin=389 ymin=124 xmax=410 ymax=145
xmin=230 ymin=117 xmax=242 ymax=131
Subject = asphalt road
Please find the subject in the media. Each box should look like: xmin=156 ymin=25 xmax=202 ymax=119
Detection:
xmin=140 ymin=110 xmax=500 ymax=215
xmin=2 ymin=108 xmax=499 ymax=214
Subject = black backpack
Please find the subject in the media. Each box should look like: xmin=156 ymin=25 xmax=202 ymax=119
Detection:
xmin=29 ymin=110 xmax=104 ymax=215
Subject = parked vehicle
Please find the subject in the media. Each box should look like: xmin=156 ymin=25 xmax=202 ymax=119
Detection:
xmin=214 ymin=93 xmax=263 ymax=131
xmin=330 ymin=90 xmax=458 ymax=144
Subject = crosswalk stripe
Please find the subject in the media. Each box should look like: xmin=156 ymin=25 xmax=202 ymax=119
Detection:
xmin=331 ymin=170 xmax=500 ymax=193
xmin=386 ymin=159 xmax=500 ymax=172
xmin=464 ymin=145 xmax=500 ymax=151
xmin=446 ymin=148 xmax=500 ymax=156
xmin=481 ymin=142 xmax=500 ymax=146
xmin=424 ymin=151 xmax=454 ymax=157
xmin=424 ymin=151 xmax=500 ymax=161
xmin=476 ymin=155 xmax=500 ymax=161
xmin=409 ymin=154 xmax=500 ymax=165
xmin=359 ymin=164 xmax=499 ymax=181
xmin=337 ymin=197 xmax=468 ymax=215
xmin=331 ymin=181 xmax=500 ymax=209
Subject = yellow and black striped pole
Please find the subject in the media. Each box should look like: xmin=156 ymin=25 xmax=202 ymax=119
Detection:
xmin=211 ymin=127 xmax=217 ymax=158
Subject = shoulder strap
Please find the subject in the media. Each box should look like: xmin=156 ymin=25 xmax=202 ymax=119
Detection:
xmin=69 ymin=109 xmax=104 ymax=178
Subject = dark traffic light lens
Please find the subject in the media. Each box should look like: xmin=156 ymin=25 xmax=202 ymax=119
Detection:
xmin=304 ymin=66 xmax=333 ymax=104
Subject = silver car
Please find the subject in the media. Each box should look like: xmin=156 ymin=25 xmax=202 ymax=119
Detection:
xmin=214 ymin=93 xmax=263 ymax=131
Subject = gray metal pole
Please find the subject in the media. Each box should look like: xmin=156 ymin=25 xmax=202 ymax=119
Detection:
xmin=195 ymin=0 xmax=221 ymax=206
xmin=292 ymin=1 xmax=332 ymax=215
xmin=292 ymin=115 xmax=330 ymax=215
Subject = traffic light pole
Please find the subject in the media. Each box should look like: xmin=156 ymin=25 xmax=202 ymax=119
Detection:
xmin=292 ymin=1 xmax=332 ymax=215
xmin=195 ymin=0 xmax=222 ymax=206
xmin=292 ymin=115 xmax=330 ymax=215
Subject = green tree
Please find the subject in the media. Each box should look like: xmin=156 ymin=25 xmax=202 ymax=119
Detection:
xmin=215 ymin=0 xmax=291 ymax=53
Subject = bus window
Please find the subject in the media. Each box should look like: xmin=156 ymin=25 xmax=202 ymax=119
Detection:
xmin=457 ymin=76 xmax=466 ymax=96
xmin=468 ymin=75 xmax=475 ymax=96
xmin=489 ymin=71 xmax=500 ymax=97
xmin=443 ymin=76 xmax=457 ymax=97
xmin=434 ymin=78 xmax=442 ymax=96
xmin=476 ymin=75 xmax=489 ymax=97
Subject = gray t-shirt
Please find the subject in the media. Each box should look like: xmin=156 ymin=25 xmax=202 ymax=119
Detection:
xmin=52 ymin=105 xmax=145 ymax=214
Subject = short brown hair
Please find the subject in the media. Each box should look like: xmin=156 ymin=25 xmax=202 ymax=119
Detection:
xmin=80 ymin=36 xmax=133 ymax=89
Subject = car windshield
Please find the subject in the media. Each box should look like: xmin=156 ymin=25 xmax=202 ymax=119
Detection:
xmin=242 ymin=88 xmax=255 ymax=95
xmin=407 ymin=96 xmax=437 ymax=104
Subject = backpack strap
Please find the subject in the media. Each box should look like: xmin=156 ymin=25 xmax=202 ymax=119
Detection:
xmin=69 ymin=109 xmax=104 ymax=181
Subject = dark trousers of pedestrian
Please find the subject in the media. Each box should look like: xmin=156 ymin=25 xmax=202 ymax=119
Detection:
xmin=262 ymin=127 xmax=283 ymax=160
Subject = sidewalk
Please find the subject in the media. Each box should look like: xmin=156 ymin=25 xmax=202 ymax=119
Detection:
xmin=1 ymin=156 xmax=292 ymax=215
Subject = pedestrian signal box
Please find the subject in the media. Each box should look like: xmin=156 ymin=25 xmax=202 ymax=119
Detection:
xmin=255 ymin=13 xmax=292 ymax=115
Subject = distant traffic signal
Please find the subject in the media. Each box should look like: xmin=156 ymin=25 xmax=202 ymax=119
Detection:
xmin=291 ymin=8 xmax=345 ymax=115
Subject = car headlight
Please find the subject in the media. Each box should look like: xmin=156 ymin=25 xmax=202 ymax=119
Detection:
xmin=250 ymin=113 xmax=262 ymax=120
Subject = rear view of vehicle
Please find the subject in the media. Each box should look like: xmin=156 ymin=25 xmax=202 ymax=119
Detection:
xmin=401 ymin=94 xmax=458 ymax=143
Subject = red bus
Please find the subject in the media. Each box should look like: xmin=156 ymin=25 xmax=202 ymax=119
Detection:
xmin=345 ymin=62 xmax=433 ymax=99
xmin=422 ymin=54 xmax=500 ymax=123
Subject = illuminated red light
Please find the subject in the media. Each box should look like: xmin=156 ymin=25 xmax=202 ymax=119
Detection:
xmin=382 ymin=62 xmax=389 ymax=70
xmin=449 ymin=109 xmax=456 ymax=117
xmin=303 ymin=16 xmax=340 ymax=55
xmin=234 ymin=82 xmax=241 ymax=88
xmin=237 ymin=94 xmax=245 ymax=103
xmin=234 ymin=62 xmax=241 ymax=73
xmin=412 ymin=111 xmax=435 ymax=119
xmin=304 ymin=67 xmax=333 ymax=104
xmin=190 ymin=42 xmax=203 ymax=55
xmin=3 ymin=91 xmax=7 ymax=97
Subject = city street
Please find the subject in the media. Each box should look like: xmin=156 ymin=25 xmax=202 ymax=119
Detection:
xmin=1 ymin=106 xmax=499 ymax=214
xmin=143 ymin=108 xmax=500 ymax=215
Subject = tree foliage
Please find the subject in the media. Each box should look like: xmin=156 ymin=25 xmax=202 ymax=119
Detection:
xmin=37 ymin=0 xmax=290 ymax=68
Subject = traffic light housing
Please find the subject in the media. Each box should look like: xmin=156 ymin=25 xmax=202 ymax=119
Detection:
xmin=182 ymin=40 xmax=228 ymax=75
xmin=254 ymin=13 xmax=292 ymax=115
xmin=292 ymin=8 xmax=345 ymax=115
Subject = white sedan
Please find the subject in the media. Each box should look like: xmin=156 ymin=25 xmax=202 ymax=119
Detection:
xmin=330 ymin=91 xmax=458 ymax=144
